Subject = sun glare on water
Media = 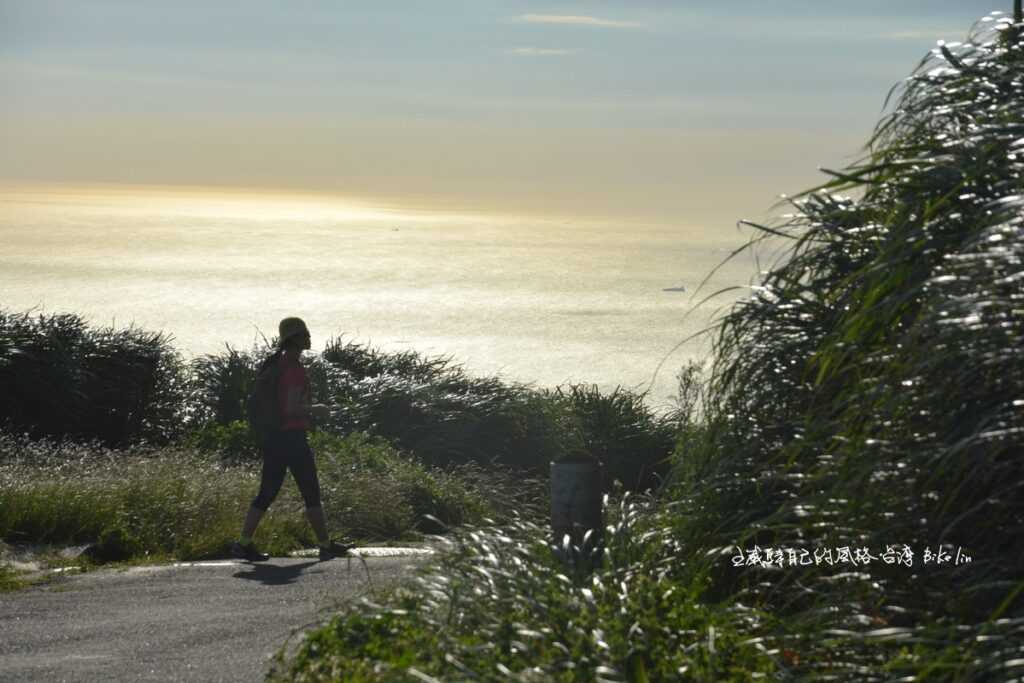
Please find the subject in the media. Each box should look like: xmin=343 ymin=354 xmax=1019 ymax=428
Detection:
xmin=0 ymin=182 xmax=477 ymax=225
xmin=0 ymin=182 xmax=753 ymax=409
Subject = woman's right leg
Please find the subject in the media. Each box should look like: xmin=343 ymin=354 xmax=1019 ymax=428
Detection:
xmin=283 ymin=432 xmax=347 ymax=556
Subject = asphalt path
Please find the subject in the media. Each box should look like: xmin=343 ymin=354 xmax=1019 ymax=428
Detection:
xmin=0 ymin=548 xmax=433 ymax=682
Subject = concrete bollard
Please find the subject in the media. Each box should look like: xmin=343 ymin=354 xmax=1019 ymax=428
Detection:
xmin=550 ymin=455 xmax=603 ymax=566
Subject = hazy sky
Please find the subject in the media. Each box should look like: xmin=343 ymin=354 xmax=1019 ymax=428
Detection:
xmin=0 ymin=1 xmax=999 ymax=223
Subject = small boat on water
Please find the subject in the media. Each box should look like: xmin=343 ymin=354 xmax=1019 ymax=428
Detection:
xmin=662 ymin=283 xmax=686 ymax=292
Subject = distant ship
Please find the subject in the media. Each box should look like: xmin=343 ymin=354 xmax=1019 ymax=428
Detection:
xmin=662 ymin=283 xmax=686 ymax=292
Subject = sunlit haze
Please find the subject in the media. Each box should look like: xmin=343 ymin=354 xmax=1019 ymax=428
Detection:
xmin=0 ymin=1 xmax=999 ymax=404
xmin=0 ymin=1 xmax=992 ymax=221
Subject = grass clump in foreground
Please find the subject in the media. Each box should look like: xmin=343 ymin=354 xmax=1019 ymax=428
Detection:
xmin=271 ymin=496 xmax=779 ymax=682
xmin=0 ymin=561 xmax=30 ymax=592
xmin=0 ymin=430 xmax=497 ymax=564
xmin=275 ymin=14 xmax=1024 ymax=681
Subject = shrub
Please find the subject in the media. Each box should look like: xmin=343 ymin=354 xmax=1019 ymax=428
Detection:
xmin=0 ymin=431 xmax=496 ymax=560
xmin=188 ymin=345 xmax=264 ymax=426
xmin=191 ymin=338 xmax=585 ymax=471
xmin=0 ymin=439 xmax=256 ymax=557
xmin=0 ymin=562 xmax=28 ymax=592
xmin=549 ymin=384 xmax=675 ymax=491
xmin=0 ymin=310 xmax=186 ymax=446
xmin=276 ymin=12 xmax=1024 ymax=680
xmin=318 ymin=339 xmax=569 ymax=470
xmin=183 ymin=420 xmax=260 ymax=464
xmin=312 ymin=431 xmax=493 ymax=538
xmin=272 ymin=496 xmax=779 ymax=682
xmin=666 ymin=13 xmax=1024 ymax=676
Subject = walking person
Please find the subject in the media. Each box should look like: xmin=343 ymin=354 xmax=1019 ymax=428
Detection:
xmin=231 ymin=317 xmax=351 ymax=562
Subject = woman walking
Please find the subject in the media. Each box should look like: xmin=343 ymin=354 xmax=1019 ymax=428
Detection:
xmin=230 ymin=317 xmax=351 ymax=562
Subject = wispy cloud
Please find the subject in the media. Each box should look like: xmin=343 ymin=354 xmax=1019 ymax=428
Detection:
xmin=518 ymin=14 xmax=643 ymax=29
xmin=509 ymin=47 xmax=578 ymax=57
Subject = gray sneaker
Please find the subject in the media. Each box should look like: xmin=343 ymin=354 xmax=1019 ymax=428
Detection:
xmin=230 ymin=541 xmax=270 ymax=562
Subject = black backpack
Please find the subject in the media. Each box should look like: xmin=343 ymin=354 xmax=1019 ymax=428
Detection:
xmin=246 ymin=351 xmax=284 ymax=442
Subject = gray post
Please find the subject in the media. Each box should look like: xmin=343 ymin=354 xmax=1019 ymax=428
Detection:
xmin=550 ymin=455 xmax=603 ymax=569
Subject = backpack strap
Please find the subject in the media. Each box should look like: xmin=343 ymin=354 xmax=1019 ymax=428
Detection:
xmin=258 ymin=348 xmax=284 ymax=374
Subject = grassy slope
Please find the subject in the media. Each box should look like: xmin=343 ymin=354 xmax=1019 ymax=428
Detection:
xmin=273 ymin=15 xmax=1024 ymax=682
xmin=0 ymin=431 xmax=498 ymax=565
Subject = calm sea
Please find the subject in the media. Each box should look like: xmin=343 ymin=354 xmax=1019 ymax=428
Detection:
xmin=0 ymin=185 xmax=757 ymax=411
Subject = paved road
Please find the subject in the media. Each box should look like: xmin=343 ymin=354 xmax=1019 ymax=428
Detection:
xmin=0 ymin=549 xmax=432 ymax=682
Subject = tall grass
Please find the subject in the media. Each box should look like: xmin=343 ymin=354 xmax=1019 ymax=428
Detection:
xmin=271 ymin=496 xmax=780 ymax=682
xmin=186 ymin=337 xmax=675 ymax=485
xmin=188 ymin=345 xmax=258 ymax=426
xmin=1 ymin=309 xmax=675 ymax=491
xmin=1 ymin=311 xmax=670 ymax=573
xmin=316 ymin=336 xmax=566 ymax=470
xmin=547 ymin=384 xmax=675 ymax=491
xmin=0 ymin=310 xmax=185 ymax=446
xmin=277 ymin=12 xmax=1024 ymax=680
xmin=0 ymin=431 xmax=497 ymax=561
xmin=665 ymin=11 xmax=1024 ymax=676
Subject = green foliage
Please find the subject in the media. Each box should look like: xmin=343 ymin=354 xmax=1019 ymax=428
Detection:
xmin=312 ymin=431 xmax=494 ymax=539
xmin=0 ymin=308 xmax=674 ymax=488
xmin=277 ymin=13 xmax=1024 ymax=680
xmin=316 ymin=337 xmax=569 ymax=470
xmin=662 ymin=13 xmax=1024 ymax=677
xmin=188 ymin=338 xmax=672 ymax=488
xmin=272 ymin=497 xmax=779 ymax=682
xmin=0 ymin=431 xmax=495 ymax=561
xmin=0 ymin=435 xmax=257 ymax=559
xmin=548 ymin=384 xmax=675 ymax=491
xmin=0 ymin=563 xmax=29 ymax=592
xmin=87 ymin=525 xmax=142 ymax=562
xmin=0 ymin=310 xmax=186 ymax=446
xmin=188 ymin=345 xmax=267 ymax=426
xmin=184 ymin=420 xmax=260 ymax=463
xmin=320 ymin=337 xmax=440 ymax=381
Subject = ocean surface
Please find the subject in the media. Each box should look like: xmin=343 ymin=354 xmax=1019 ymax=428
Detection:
xmin=0 ymin=184 xmax=759 ymax=411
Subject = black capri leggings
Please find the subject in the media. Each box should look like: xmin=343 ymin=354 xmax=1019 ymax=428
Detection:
xmin=251 ymin=430 xmax=322 ymax=511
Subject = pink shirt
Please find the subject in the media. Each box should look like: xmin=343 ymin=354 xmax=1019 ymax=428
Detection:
xmin=277 ymin=355 xmax=311 ymax=431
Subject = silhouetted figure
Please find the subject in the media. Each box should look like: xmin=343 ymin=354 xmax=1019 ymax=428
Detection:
xmin=230 ymin=317 xmax=351 ymax=562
